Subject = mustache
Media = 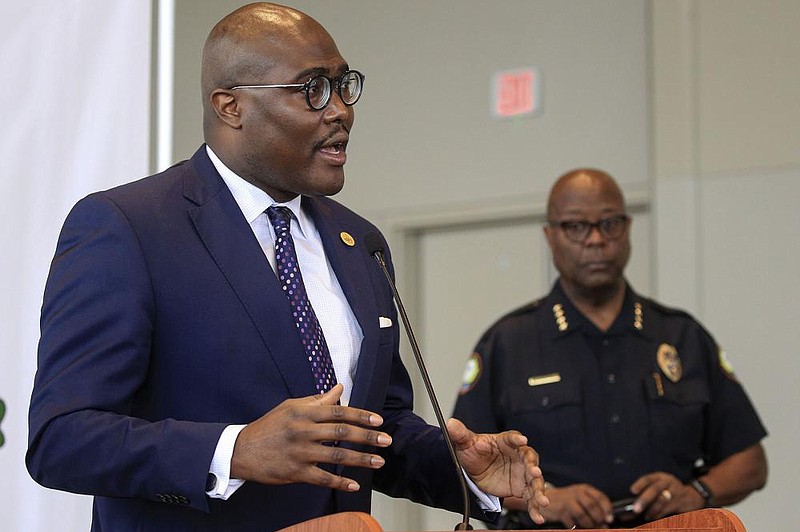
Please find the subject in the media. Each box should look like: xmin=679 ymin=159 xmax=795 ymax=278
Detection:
xmin=313 ymin=126 xmax=348 ymax=151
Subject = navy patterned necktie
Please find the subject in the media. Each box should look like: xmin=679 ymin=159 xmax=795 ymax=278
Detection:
xmin=266 ymin=206 xmax=337 ymax=394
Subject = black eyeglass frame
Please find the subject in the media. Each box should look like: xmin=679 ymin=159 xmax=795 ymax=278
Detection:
xmin=549 ymin=214 xmax=631 ymax=242
xmin=229 ymin=69 xmax=365 ymax=111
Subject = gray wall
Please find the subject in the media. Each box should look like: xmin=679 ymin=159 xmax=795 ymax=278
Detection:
xmin=170 ymin=1 xmax=800 ymax=529
xmin=172 ymin=0 xmax=650 ymax=213
xmin=652 ymin=2 xmax=800 ymax=527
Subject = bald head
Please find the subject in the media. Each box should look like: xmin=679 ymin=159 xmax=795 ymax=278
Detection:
xmin=198 ymin=2 xmax=353 ymax=202
xmin=542 ymin=167 xmax=631 ymax=304
xmin=546 ymin=168 xmax=626 ymax=221
xmin=201 ymin=3 xmax=333 ymax=135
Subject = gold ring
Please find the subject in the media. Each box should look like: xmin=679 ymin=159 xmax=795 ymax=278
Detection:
xmin=661 ymin=489 xmax=672 ymax=501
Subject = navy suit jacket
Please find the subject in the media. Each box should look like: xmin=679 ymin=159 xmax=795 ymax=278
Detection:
xmin=27 ymin=147 xmax=479 ymax=531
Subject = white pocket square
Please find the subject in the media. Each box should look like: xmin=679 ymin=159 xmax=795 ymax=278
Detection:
xmin=379 ymin=316 xmax=393 ymax=328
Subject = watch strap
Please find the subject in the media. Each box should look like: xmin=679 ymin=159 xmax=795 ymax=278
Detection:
xmin=690 ymin=478 xmax=714 ymax=507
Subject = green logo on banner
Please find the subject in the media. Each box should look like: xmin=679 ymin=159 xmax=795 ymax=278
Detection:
xmin=0 ymin=398 xmax=5 ymax=447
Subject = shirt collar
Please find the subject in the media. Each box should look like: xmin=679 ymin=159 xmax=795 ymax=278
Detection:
xmin=206 ymin=145 xmax=311 ymax=237
xmin=547 ymin=281 xmax=644 ymax=337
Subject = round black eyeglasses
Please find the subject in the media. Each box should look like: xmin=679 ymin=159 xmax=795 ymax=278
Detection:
xmin=549 ymin=214 xmax=630 ymax=242
xmin=230 ymin=70 xmax=365 ymax=111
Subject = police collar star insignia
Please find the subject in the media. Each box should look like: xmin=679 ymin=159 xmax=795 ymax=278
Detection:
xmin=657 ymin=343 xmax=682 ymax=383
xmin=633 ymin=302 xmax=643 ymax=330
xmin=552 ymin=303 xmax=568 ymax=331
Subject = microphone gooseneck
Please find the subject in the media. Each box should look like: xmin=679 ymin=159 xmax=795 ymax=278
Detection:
xmin=364 ymin=232 xmax=472 ymax=531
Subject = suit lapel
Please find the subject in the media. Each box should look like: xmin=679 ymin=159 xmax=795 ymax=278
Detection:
xmin=304 ymin=197 xmax=380 ymax=410
xmin=183 ymin=148 xmax=316 ymax=398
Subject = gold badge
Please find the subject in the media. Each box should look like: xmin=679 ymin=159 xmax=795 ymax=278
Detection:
xmin=340 ymin=231 xmax=355 ymax=247
xmin=657 ymin=343 xmax=682 ymax=383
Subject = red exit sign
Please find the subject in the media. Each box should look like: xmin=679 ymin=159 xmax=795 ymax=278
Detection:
xmin=492 ymin=67 xmax=541 ymax=118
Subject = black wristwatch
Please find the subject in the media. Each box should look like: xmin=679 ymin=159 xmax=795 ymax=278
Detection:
xmin=690 ymin=478 xmax=714 ymax=507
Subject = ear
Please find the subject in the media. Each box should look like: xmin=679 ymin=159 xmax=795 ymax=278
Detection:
xmin=543 ymin=225 xmax=555 ymax=250
xmin=210 ymin=89 xmax=243 ymax=129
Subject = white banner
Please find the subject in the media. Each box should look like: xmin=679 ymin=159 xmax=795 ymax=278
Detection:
xmin=0 ymin=1 xmax=151 ymax=530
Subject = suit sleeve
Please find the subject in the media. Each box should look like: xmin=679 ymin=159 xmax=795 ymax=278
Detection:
xmin=26 ymin=193 xmax=226 ymax=512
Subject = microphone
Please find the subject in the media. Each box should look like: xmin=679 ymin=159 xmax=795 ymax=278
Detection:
xmin=364 ymin=232 xmax=473 ymax=531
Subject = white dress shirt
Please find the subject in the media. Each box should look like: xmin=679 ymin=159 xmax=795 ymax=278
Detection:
xmin=202 ymin=147 xmax=499 ymax=513
xmin=204 ymin=146 xmax=362 ymax=498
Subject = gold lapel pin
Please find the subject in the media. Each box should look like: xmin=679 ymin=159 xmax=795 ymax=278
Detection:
xmin=340 ymin=231 xmax=355 ymax=247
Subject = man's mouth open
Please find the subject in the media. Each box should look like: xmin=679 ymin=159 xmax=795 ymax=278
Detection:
xmin=318 ymin=142 xmax=347 ymax=165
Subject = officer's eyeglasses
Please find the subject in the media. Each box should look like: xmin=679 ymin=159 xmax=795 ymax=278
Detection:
xmin=230 ymin=70 xmax=365 ymax=111
xmin=549 ymin=214 xmax=630 ymax=242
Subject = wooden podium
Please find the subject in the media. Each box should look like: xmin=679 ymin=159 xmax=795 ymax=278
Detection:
xmin=276 ymin=508 xmax=746 ymax=532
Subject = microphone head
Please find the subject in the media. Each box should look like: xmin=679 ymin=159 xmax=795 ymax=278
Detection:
xmin=364 ymin=232 xmax=385 ymax=256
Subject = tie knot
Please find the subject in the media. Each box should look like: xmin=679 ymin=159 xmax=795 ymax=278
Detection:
xmin=267 ymin=205 xmax=293 ymax=234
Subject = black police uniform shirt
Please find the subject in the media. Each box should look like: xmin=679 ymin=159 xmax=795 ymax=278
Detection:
xmin=453 ymin=281 xmax=767 ymax=501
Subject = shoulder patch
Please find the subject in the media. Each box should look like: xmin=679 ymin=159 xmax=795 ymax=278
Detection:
xmin=718 ymin=348 xmax=738 ymax=381
xmin=459 ymin=352 xmax=483 ymax=395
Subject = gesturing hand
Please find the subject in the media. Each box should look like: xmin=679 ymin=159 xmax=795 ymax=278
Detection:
xmin=230 ymin=384 xmax=391 ymax=492
xmin=446 ymin=418 xmax=549 ymax=525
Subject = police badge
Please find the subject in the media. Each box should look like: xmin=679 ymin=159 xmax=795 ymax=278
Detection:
xmin=657 ymin=343 xmax=682 ymax=383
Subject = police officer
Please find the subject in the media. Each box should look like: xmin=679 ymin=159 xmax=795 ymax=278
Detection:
xmin=452 ymin=169 xmax=767 ymax=529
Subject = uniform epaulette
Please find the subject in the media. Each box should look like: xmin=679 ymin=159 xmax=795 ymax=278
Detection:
xmin=500 ymin=299 xmax=544 ymax=321
xmin=641 ymin=296 xmax=694 ymax=320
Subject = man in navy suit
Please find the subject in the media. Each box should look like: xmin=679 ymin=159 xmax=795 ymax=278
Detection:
xmin=27 ymin=3 xmax=548 ymax=531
